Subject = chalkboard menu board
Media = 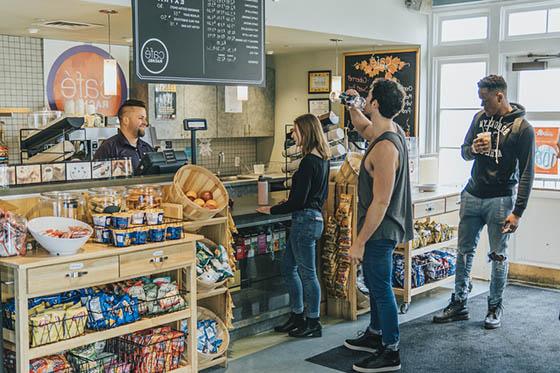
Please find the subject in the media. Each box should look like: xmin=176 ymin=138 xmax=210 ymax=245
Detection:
xmin=344 ymin=48 xmax=419 ymax=137
xmin=132 ymin=0 xmax=265 ymax=86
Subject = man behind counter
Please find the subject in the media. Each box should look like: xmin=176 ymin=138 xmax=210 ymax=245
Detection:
xmin=93 ymin=99 xmax=154 ymax=171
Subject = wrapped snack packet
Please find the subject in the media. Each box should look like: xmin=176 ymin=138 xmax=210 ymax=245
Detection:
xmin=144 ymin=283 xmax=159 ymax=315
xmin=123 ymin=281 xmax=148 ymax=315
xmin=0 ymin=208 xmax=27 ymax=257
xmin=64 ymin=306 xmax=88 ymax=339
xmin=29 ymin=354 xmax=70 ymax=373
xmin=30 ymin=312 xmax=51 ymax=347
xmin=30 ymin=309 xmax=64 ymax=347
xmin=157 ymin=282 xmax=185 ymax=311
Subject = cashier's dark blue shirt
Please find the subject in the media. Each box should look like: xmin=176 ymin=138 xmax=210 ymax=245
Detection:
xmin=93 ymin=131 xmax=154 ymax=171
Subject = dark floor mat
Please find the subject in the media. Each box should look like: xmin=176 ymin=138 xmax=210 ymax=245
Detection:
xmin=306 ymin=285 xmax=560 ymax=372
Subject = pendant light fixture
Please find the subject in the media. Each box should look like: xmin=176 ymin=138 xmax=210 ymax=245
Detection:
xmin=330 ymin=38 xmax=343 ymax=97
xmin=100 ymin=9 xmax=118 ymax=96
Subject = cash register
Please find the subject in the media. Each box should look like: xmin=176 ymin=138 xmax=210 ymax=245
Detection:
xmin=136 ymin=149 xmax=188 ymax=175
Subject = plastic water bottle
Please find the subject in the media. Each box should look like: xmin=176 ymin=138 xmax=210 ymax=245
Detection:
xmin=330 ymin=92 xmax=366 ymax=111
xmin=257 ymin=175 xmax=269 ymax=206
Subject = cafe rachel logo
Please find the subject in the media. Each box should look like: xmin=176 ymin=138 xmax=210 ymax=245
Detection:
xmin=141 ymin=38 xmax=169 ymax=74
xmin=46 ymin=45 xmax=127 ymax=116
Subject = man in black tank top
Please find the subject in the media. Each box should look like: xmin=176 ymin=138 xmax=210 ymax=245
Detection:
xmin=342 ymin=79 xmax=414 ymax=373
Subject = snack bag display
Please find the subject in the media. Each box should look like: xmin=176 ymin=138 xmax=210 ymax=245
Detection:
xmin=196 ymin=241 xmax=234 ymax=285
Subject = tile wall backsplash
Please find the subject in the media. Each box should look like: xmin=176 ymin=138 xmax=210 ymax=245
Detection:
xmin=0 ymin=34 xmax=258 ymax=171
xmin=0 ymin=36 xmax=44 ymax=163
xmin=171 ymin=137 xmax=257 ymax=176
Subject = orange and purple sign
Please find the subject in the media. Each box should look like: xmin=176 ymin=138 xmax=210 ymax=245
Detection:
xmin=47 ymin=45 xmax=127 ymax=116
xmin=535 ymin=127 xmax=559 ymax=175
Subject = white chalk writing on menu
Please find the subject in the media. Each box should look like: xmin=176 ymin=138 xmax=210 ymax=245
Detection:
xmin=153 ymin=0 xmax=260 ymax=69
xmin=156 ymin=1 xmax=201 ymax=30
xmin=205 ymin=0 xmax=260 ymax=66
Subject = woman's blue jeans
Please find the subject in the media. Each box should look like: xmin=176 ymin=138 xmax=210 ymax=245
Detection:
xmin=282 ymin=209 xmax=324 ymax=318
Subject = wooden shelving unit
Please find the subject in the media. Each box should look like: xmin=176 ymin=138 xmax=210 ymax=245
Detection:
xmin=0 ymin=235 xmax=201 ymax=372
xmin=322 ymin=180 xmax=462 ymax=319
xmin=182 ymin=208 xmax=233 ymax=371
xmin=323 ymin=182 xmax=362 ymax=321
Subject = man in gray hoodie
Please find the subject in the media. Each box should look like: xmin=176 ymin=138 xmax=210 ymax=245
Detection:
xmin=433 ymin=75 xmax=535 ymax=329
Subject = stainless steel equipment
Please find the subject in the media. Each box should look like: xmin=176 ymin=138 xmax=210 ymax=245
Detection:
xmin=68 ymin=127 xmax=118 ymax=158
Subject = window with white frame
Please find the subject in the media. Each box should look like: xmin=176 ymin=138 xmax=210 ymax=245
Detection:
xmin=437 ymin=60 xmax=487 ymax=186
xmin=518 ymin=68 xmax=560 ymax=112
xmin=506 ymin=5 xmax=560 ymax=37
xmin=508 ymin=61 xmax=560 ymax=186
xmin=440 ymin=16 xmax=488 ymax=42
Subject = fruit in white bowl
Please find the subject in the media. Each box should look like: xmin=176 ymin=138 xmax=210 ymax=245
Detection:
xmin=27 ymin=217 xmax=93 ymax=256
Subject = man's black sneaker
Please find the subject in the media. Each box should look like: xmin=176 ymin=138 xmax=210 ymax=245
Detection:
xmin=433 ymin=294 xmax=469 ymax=323
xmin=344 ymin=328 xmax=382 ymax=353
xmin=484 ymin=304 xmax=503 ymax=330
xmin=274 ymin=312 xmax=304 ymax=333
xmin=352 ymin=348 xmax=401 ymax=373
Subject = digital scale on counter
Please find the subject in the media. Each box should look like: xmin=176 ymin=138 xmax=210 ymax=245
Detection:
xmin=183 ymin=118 xmax=207 ymax=165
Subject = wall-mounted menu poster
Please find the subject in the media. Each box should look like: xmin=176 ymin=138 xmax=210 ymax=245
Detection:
xmin=132 ymin=0 xmax=265 ymax=86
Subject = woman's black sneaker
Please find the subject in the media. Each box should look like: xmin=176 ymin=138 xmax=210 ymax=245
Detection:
xmin=288 ymin=317 xmax=322 ymax=338
xmin=344 ymin=328 xmax=382 ymax=353
xmin=274 ymin=312 xmax=305 ymax=333
xmin=352 ymin=348 xmax=401 ymax=373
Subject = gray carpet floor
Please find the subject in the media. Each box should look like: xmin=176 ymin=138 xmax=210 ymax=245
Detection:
xmin=307 ymin=284 xmax=560 ymax=372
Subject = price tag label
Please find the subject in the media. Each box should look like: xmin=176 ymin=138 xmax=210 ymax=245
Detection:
xmin=69 ymin=262 xmax=84 ymax=271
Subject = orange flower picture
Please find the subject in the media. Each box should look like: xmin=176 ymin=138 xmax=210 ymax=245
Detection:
xmin=354 ymin=55 xmax=409 ymax=80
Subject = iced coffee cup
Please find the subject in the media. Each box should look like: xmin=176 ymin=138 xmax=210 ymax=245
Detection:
xmin=477 ymin=131 xmax=491 ymax=143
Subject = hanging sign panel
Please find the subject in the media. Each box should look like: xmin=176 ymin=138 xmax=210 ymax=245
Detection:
xmin=132 ymin=0 xmax=265 ymax=86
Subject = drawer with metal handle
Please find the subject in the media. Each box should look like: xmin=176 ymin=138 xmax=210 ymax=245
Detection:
xmin=445 ymin=195 xmax=462 ymax=213
xmin=413 ymin=198 xmax=446 ymax=219
xmin=27 ymin=257 xmax=119 ymax=296
xmin=119 ymin=242 xmax=195 ymax=278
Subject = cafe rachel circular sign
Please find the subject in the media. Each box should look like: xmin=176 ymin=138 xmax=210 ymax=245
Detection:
xmin=47 ymin=45 xmax=127 ymax=116
xmin=140 ymin=38 xmax=169 ymax=74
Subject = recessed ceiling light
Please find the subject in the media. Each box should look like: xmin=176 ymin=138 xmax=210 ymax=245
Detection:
xmin=266 ymin=50 xmax=274 ymax=55
xmin=272 ymin=0 xmax=281 ymax=2
xmin=28 ymin=28 xmax=39 ymax=34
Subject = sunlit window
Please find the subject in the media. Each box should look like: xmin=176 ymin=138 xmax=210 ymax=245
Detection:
xmin=508 ymin=10 xmax=547 ymax=36
xmin=441 ymin=16 xmax=488 ymax=42
xmin=438 ymin=61 xmax=487 ymax=186
xmin=518 ymin=68 xmax=560 ymax=112
xmin=508 ymin=7 xmax=560 ymax=37
xmin=549 ymin=8 xmax=560 ymax=33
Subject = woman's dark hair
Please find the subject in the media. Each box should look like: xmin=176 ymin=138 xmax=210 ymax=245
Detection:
xmin=369 ymin=78 xmax=406 ymax=119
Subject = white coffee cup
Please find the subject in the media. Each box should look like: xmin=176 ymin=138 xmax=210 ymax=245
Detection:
xmin=477 ymin=131 xmax=491 ymax=143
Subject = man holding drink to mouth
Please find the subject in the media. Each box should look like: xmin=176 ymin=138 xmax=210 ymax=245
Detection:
xmin=433 ymin=75 xmax=536 ymax=330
